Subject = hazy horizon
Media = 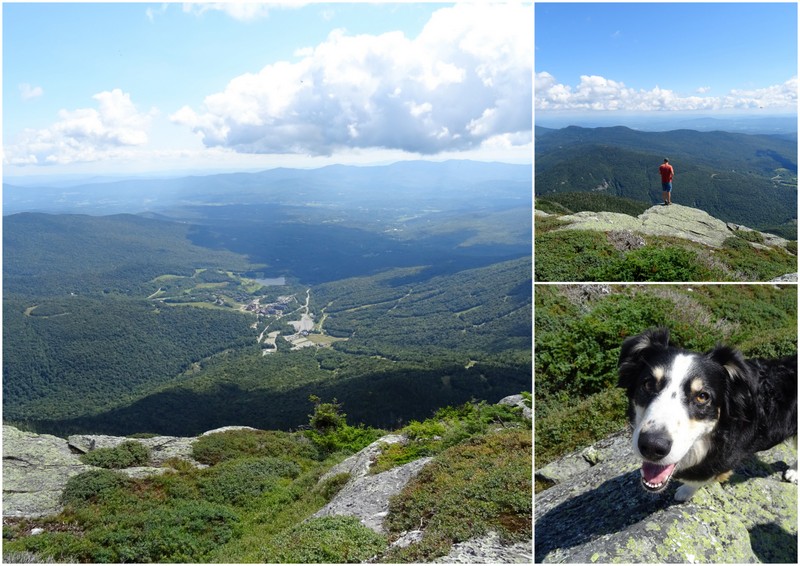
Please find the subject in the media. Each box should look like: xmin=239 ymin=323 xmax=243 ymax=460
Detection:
xmin=534 ymin=112 xmax=799 ymax=134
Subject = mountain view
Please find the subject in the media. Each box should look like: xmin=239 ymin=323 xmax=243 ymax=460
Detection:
xmin=3 ymin=4 xmax=533 ymax=563
xmin=3 ymin=159 xmax=532 ymax=435
xmin=535 ymin=125 xmax=797 ymax=238
xmin=3 ymin=161 xmax=532 ymax=563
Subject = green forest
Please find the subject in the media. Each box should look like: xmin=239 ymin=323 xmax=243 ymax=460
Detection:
xmin=534 ymin=284 xmax=797 ymax=473
xmin=3 ymin=211 xmax=531 ymax=437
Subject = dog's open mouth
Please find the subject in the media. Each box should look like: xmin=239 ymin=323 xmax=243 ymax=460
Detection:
xmin=640 ymin=462 xmax=676 ymax=492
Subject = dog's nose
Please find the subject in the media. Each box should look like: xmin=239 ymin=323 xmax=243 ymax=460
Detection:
xmin=638 ymin=429 xmax=672 ymax=461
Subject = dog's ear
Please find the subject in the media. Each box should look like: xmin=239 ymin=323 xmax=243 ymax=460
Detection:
xmin=618 ymin=328 xmax=670 ymax=388
xmin=706 ymin=345 xmax=756 ymax=423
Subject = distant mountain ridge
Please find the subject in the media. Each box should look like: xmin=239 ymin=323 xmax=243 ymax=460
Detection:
xmin=535 ymin=126 xmax=797 ymax=236
xmin=3 ymin=160 xmax=531 ymax=216
xmin=535 ymin=125 xmax=796 ymax=172
xmin=535 ymin=114 xmax=798 ymax=135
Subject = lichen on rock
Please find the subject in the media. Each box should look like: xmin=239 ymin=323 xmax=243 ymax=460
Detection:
xmin=554 ymin=203 xmax=790 ymax=250
xmin=535 ymin=429 xmax=797 ymax=563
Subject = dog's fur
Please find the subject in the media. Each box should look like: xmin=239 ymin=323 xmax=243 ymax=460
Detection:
xmin=618 ymin=328 xmax=797 ymax=501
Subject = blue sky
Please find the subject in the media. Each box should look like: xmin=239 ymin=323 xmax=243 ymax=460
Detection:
xmin=536 ymin=2 xmax=797 ymax=119
xmin=3 ymin=2 xmax=532 ymax=178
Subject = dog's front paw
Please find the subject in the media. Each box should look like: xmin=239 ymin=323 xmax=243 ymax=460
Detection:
xmin=674 ymin=484 xmax=699 ymax=502
xmin=783 ymin=463 xmax=798 ymax=484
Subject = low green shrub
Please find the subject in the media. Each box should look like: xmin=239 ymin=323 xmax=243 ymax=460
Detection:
xmin=588 ymin=245 xmax=712 ymax=282
xmin=372 ymin=399 xmax=530 ymax=474
xmin=383 ymin=429 xmax=531 ymax=562
xmin=192 ymin=429 xmax=318 ymax=465
xmin=82 ymin=500 xmax=238 ymax=563
xmin=80 ymin=441 xmax=150 ymax=469
xmin=534 ymin=214 xmax=572 ymax=234
xmin=199 ymin=457 xmax=300 ymax=507
xmin=306 ymin=423 xmax=384 ymax=456
xmin=265 ymin=516 xmax=386 ymax=563
xmin=718 ymin=239 xmax=798 ymax=280
xmin=313 ymin=472 xmax=351 ymax=501
xmin=62 ymin=469 xmax=132 ymax=506
xmin=535 ymin=387 xmax=628 ymax=468
xmin=304 ymin=397 xmax=384 ymax=456
xmin=535 ymin=230 xmax=618 ymax=281
xmin=535 ymin=292 xmax=675 ymax=399
xmin=733 ymin=229 xmax=765 ymax=244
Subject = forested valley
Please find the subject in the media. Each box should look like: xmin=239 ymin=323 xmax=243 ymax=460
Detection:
xmin=3 ymin=162 xmax=532 ymax=437
xmin=535 ymin=126 xmax=797 ymax=239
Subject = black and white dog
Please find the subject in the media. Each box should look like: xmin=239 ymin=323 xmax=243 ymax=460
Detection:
xmin=618 ymin=328 xmax=797 ymax=501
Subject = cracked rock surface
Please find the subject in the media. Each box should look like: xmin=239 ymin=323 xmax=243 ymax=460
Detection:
xmin=554 ymin=203 xmax=789 ymax=249
xmin=3 ymin=426 xmax=94 ymax=518
xmin=535 ymin=429 xmax=797 ymax=563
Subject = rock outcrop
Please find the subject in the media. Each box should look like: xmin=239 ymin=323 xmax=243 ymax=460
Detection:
xmin=434 ymin=531 xmax=532 ymax=564
xmin=535 ymin=429 xmax=798 ymax=563
xmin=4 ymin=399 xmax=532 ymax=564
xmin=499 ymin=394 xmax=532 ymax=421
xmin=67 ymin=432 xmax=202 ymax=467
xmin=3 ymin=426 xmax=211 ymax=518
xmin=314 ymin=401 xmax=533 ymax=563
xmin=3 ymin=426 xmax=95 ymax=518
xmin=314 ymin=434 xmax=433 ymax=533
xmin=552 ymin=204 xmax=790 ymax=250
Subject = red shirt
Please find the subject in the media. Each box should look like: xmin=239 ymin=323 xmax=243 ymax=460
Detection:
xmin=659 ymin=163 xmax=674 ymax=183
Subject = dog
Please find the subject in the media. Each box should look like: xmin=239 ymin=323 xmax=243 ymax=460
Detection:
xmin=618 ymin=328 xmax=797 ymax=502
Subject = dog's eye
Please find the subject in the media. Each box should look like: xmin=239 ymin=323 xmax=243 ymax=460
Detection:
xmin=695 ymin=391 xmax=710 ymax=404
xmin=643 ymin=378 xmax=657 ymax=393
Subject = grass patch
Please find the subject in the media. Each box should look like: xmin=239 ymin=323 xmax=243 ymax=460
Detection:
xmin=535 ymin=387 xmax=628 ymax=468
xmin=381 ymin=428 xmax=531 ymax=562
xmin=192 ymin=429 xmax=319 ymax=466
xmin=535 ymin=230 xmax=619 ymax=281
xmin=535 ymin=227 xmax=796 ymax=282
xmin=264 ymin=516 xmax=387 ymax=563
xmin=371 ymin=399 xmax=531 ymax=474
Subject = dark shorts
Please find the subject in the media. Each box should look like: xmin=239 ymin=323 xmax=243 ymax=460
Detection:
xmin=662 ymin=182 xmax=672 ymax=192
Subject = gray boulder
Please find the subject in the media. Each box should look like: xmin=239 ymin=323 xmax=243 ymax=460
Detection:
xmin=68 ymin=433 xmax=201 ymax=467
xmin=3 ymin=426 xmax=94 ymax=518
xmin=554 ymin=204 xmax=789 ymax=250
xmin=4 ymin=426 xmax=222 ymax=518
xmin=769 ymin=273 xmax=798 ymax=283
xmin=318 ymin=434 xmax=406 ymax=485
xmin=535 ymin=429 xmax=797 ymax=563
xmin=499 ymin=394 xmax=532 ymax=421
xmin=313 ymin=434 xmax=433 ymax=533
xmin=434 ymin=531 xmax=532 ymax=564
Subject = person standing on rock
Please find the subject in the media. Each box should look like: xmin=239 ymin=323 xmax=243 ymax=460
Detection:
xmin=659 ymin=158 xmax=674 ymax=205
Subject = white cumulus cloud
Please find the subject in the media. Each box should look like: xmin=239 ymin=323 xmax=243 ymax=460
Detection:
xmin=536 ymin=72 xmax=798 ymax=113
xmin=170 ymin=3 xmax=532 ymax=156
xmin=181 ymin=2 xmax=302 ymax=21
xmin=4 ymin=89 xmax=153 ymax=166
xmin=19 ymin=83 xmax=44 ymax=101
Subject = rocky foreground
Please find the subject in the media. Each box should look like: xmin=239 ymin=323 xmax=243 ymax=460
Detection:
xmin=535 ymin=429 xmax=798 ymax=563
xmin=3 ymin=395 xmax=532 ymax=563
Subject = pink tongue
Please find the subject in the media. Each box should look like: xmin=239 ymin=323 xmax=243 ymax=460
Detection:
xmin=642 ymin=462 xmax=676 ymax=484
